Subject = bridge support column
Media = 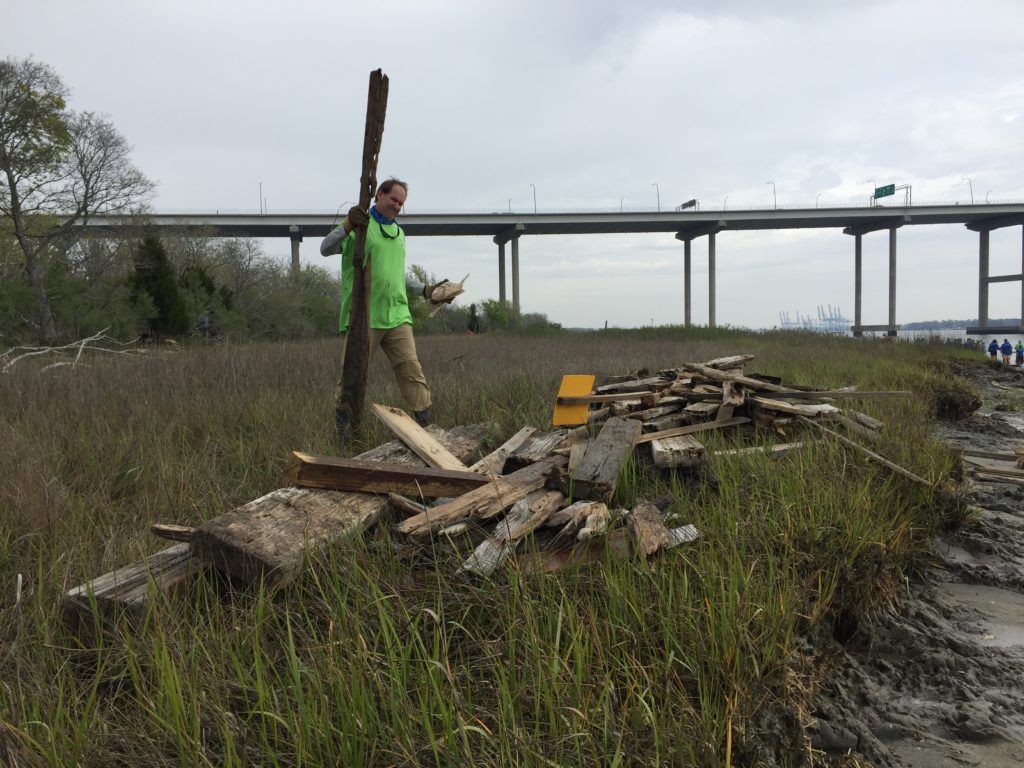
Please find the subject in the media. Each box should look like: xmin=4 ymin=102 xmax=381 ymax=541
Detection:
xmin=290 ymin=236 xmax=301 ymax=276
xmin=683 ymin=239 xmax=692 ymax=327
xmin=978 ymin=229 xmax=990 ymax=329
xmin=708 ymin=232 xmax=716 ymax=328
xmin=887 ymin=227 xmax=897 ymax=336
xmin=498 ymin=241 xmax=507 ymax=306
xmin=289 ymin=225 xmax=302 ymax=277
xmin=511 ymin=234 xmax=520 ymax=316
xmin=854 ymin=234 xmax=863 ymax=337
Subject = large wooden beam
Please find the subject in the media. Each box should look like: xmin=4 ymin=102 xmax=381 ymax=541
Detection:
xmin=338 ymin=69 xmax=389 ymax=430
xmin=571 ymin=415 xmax=642 ymax=502
xmin=286 ymin=453 xmax=490 ymax=497
xmin=192 ymin=424 xmax=487 ymax=586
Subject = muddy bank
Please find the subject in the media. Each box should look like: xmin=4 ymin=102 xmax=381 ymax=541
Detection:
xmin=811 ymin=361 xmax=1024 ymax=767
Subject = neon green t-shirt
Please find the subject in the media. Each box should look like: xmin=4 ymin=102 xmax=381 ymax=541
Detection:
xmin=337 ymin=218 xmax=412 ymax=332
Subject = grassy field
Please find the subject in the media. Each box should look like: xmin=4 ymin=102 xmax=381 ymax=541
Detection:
xmin=0 ymin=328 xmax=976 ymax=766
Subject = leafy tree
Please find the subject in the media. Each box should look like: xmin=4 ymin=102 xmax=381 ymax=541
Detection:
xmin=0 ymin=57 xmax=153 ymax=341
xmin=480 ymin=298 xmax=510 ymax=330
xmin=133 ymin=235 xmax=188 ymax=336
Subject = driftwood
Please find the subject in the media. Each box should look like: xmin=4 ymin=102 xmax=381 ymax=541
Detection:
xmin=192 ymin=424 xmax=487 ymax=586
xmin=63 ymin=543 xmax=197 ymax=631
xmin=396 ymin=455 xmax=569 ymax=538
xmin=749 ymin=396 xmax=840 ymax=417
xmin=150 ymin=523 xmax=195 ymax=543
xmin=286 ymin=453 xmax=489 ymax=497
xmin=338 ymin=69 xmax=389 ymax=429
xmin=570 ymin=416 xmax=642 ymax=502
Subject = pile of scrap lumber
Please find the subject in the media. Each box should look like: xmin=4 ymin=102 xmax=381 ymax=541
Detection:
xmin=62 ymin=353 xmax=919 ymax=632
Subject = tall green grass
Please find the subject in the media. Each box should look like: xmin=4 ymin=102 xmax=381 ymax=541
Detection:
xmin=0 ymin=328 xmax=971 ymax=765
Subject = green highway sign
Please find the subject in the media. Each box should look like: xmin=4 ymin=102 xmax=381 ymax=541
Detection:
xmin=874 ymin=184 xmax=896 ymax=198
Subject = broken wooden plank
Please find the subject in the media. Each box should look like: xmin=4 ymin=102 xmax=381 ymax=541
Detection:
xmin=797 ymin=416 xmax=930 ymax=487
xmin=704 ymin=354 xmax=756 ymax=370
xmin=63 ymin=543 xmax=197 ymax=631
xmin=970 ymin=470 xmax=1024 ymax=486
xmin=387 ymin=493 xmax=428 ymax=517
xmin=683 ymin=400 xmax=721 ymax=419
xmin=957 ymin=447 xmax=1024 ymax=462
xmin=962 ymin=462 xmax=1024 ymax=479
xmin=628 ymin=502 xmax=671 ymax=556
xmin=650 ymin=435 xmax=706 ymax=468
xmin=577 ymin=504 xmax=612 ymax=541
xmin=468 ymin=426 xmax=536 ymax=475
xmin=558 ymin=391 xmax=657 ymax=405
xmin=713 ymin=442 xmax=805 ymax=458
xmin=150 ymin=523 xmax=195 ymax=543
xmin=680 ymin=362 xmax=797 ymax=394
xmin=665 ymin=524 xmax=700 ymax=548
xmin=370 ymin=403 xmax=467 ymax=472
xmin=595 ymin=376 xmax=673 ymax=395
xmin=459 ymin=490 xmax=564 ymax=576
xmin=505 ymin=430 xmax=569 ymax=471
xmin=192 ymin=424 xmax=487 ymax=586
xmin=547 ymin=500 xmax=607 ymax=545
xmin=644 ymin=413 xmax=690 ymax=433
xmin=568 ymin=436 xmax=590 ymax=474
xmin=396 ymin=455 xmax=569 ymax=538
xmin=286 ymin=453 xmax=490 ymax=497
xmin=635 ymin=416 xmax=750 ymax=445
xmin=847 ymin=410 xmax=884 ymax=432
xmin=749 ymin=396 xmax=840 ymax=417
xmin=570 ymin=416 xmax=642 ymax=502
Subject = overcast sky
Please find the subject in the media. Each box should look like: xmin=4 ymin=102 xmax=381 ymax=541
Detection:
xmin=8 ymin=0 xmax=1024 ymax=329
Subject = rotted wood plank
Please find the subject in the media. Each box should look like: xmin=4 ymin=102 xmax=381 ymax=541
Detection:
xmin=459 ymin=490 xmax=565 ymax=576
xmin=650 ymin=435 xmax=706 ymax=468
xmin=506 ymin=430 xmax=569 ymax=471
xmin=63 ymin=543 xmax=197 ymax=631
xmin=635 ymin=416 xmax=749 ymax=445
xmin=469 ymin=426 xmax=536 ymax=475
xmin=192 ymin=424 xmax=487 ymax=586
xmin=570 ymin=416 xmax=642 ymax=502
xmin=396 ymin=455 xmax=568 ymax=538
xmin=628 ymin=502 xmax=670 ymax=556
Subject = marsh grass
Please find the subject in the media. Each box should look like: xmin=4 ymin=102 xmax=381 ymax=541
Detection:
xmin=0 ymin=328 xmax=971 ymax=765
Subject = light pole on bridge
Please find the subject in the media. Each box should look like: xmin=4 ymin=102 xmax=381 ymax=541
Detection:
xmin=530 ymin=184 xmax=536 ymax=213
xmin=986 ymin=188 xmax=993 ymax=204
xmin=766 ymin=181 xmax=776 ymax=210
xmin=962 ymin=177 xmax=974 ymax=204
xmin=652 ymin=182 xmax=660 ymax=212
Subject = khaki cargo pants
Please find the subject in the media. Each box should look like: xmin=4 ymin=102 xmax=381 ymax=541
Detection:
xmin=334 ymin=323 xmax=432 ymax=413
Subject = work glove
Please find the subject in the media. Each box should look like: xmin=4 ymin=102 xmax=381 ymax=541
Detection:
xmin=342 ymin=205 xmax=369 ymax=232
xmin=425 ymin=279 xmax=451 ymax=303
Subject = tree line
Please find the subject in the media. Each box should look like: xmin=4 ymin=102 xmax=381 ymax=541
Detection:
xmin=0 ymin=56 xmax=556 ymax=346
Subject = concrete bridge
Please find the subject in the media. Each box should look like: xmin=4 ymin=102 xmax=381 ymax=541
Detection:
xmin=84 ymin=202 xmax=1024 ymax=335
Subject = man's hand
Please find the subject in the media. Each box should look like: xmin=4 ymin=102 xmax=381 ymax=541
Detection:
xmin=425 ymin=279 xmax=451 ymax=303
xmin=342 ymin=205 xmax=369 ymax=232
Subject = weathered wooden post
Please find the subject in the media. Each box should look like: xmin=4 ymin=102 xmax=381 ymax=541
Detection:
xmin=338 ymin=69 xmax=389 ymax=430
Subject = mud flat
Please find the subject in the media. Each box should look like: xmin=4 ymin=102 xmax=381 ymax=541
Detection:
xmin=812 ymin=362 xmax=1024 ymax=767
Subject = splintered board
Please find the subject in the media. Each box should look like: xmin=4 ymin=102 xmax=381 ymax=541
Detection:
xmin=552 ymin=374 xmax=596 ymax=426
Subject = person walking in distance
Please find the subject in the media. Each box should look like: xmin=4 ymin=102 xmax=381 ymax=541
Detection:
xmin=988 ymin=338 xmax=999 ymax=361
xmin=1000 ymin=338 xmax=1013 ymax=365
xmin=321 ymin=178 xmax=447 ymax=437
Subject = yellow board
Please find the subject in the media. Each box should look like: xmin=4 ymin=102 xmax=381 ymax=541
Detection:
xmin=551 ymin=374 xmax=596 ymax=426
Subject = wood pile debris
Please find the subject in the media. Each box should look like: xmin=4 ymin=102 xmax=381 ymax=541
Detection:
xmin=62 ymin=352 xmax=920 ymax=634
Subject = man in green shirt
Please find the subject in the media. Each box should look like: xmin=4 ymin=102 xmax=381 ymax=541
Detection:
xmin=321 ymin=178 xmax=443 ymax=437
